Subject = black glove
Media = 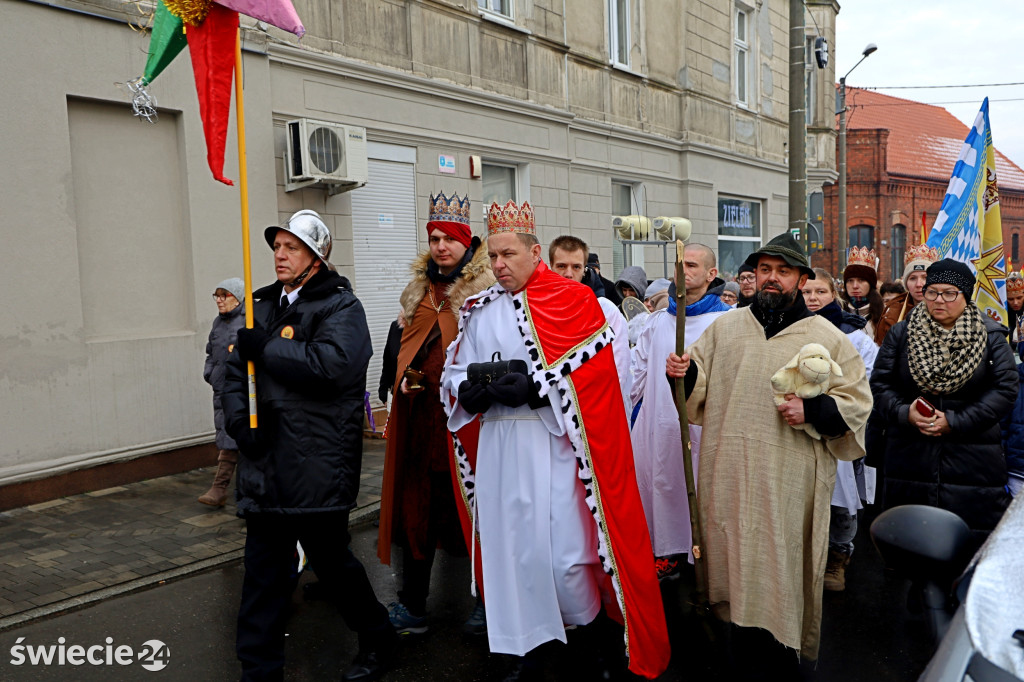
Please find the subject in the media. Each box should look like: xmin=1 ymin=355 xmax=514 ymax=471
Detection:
xmin=485 ymin=372 xmax=530 ymax=408
xmin=235 ymin=427 xmax=267 ymax=460
xmin=379 ymin=388 xmax=389 ymax=404
xmin=458 ymin=380 xmax=492 ymax=415
xmin=236 ymin=327 xmax=273 ymax=361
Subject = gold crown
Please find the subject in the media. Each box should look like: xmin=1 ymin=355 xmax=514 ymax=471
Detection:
xmin=1008 ymin=272 xmax=1024 ymax=293
xmin=428 ymin=192 xmax=471 ymax=227
xmin=847 ymin=246 xmax=877 ymax=270
xmin=487 ymin=200 xmax=535 ymax=236
xmin=904 ymin=244 xmax=940 ymax=265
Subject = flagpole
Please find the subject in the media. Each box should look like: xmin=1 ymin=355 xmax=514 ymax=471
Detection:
xmin=674 ymin=238 xmax=708 ymax=615
xmin=234 ymin=27 xmax=257 ymax=429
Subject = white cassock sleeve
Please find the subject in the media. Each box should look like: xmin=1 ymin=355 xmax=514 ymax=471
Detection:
xmin=443 ymin=314 xmax=477 ymax=433
xmin=598 ymin=297 xmax=632 ymax=417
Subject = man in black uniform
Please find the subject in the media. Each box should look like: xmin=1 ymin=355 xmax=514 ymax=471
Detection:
xmin=224 ymin=210 xmax=394 ymax=682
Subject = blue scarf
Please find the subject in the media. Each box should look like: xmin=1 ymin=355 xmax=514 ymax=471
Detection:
xmin=668 ymin=291 xmax=733 ymax=317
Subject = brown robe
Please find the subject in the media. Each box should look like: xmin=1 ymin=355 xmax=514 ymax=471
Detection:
xmin=377 ymin=244 xmax=495 ymax=564
xmin=874 ymin=293 xmax=916 ymax=345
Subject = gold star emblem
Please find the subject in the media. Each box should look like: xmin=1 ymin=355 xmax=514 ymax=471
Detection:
xmin=972 ymin=244 xmax=1006 ymax=302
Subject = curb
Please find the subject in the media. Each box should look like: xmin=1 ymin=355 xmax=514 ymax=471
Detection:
xmin=0 ymin=502 xmax=381 ymax=633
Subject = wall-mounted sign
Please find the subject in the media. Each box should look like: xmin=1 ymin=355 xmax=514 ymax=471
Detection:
xmin=438 ymin=154 xmax=456 ymax=175
xmin=378 ymin=213 xmax=393 ymax=227
xmin=717 ymin=197 xmax=761 ymax=237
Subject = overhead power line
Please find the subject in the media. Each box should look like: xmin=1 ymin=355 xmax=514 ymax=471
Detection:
xmin=862 ymin=82 xmax=1024 ymax=90
xmin=854 ymin=97 xmax=1024 ymax=107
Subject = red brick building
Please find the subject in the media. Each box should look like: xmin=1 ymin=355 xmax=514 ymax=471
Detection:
xmin=815 ymin=88 xmax=1024 ymax=282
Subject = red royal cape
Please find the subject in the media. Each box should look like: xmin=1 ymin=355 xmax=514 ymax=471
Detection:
xmin=443 ymin=262 xmax=670 ymax=679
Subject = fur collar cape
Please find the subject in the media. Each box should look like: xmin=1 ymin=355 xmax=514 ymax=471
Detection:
xmin=400 ymin=239 xmax=495 ymax=325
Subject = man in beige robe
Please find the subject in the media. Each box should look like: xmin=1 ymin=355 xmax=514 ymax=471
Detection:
xmin=668 ymin=233 xmax=872 ymax=670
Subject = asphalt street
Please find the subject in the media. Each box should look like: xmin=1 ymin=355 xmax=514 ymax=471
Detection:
xmin=0 ymin=509 xmax=935 ymax=681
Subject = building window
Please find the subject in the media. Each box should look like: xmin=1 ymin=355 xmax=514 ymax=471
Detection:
xmin=849 ymin=225 xmax=874 ymax=250
xmin=718 ymin=196 xmax=762 ymax=281
xmin=609 ymin=0 xmax=630 ymax=66
xmin=805 ymin=37 xmax=817 ymax=125
xmin=1013 ymin=232 xmax=1020 ymax=266
xmin=478 ymin=0 xmax=511 ymax=19
xmin=891 ymin=225 xmax=906 ymax=280
xmin=481 ymin=163 xmax=517 ymax=212
xmin=734 ymin=7 xmax=750 ymax=106
xmin=612 ymin=181 xmax=644 ymax=278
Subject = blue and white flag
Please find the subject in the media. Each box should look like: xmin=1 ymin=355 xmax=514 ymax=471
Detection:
xmin=926 ymin=98 xmax=1007 ymax=324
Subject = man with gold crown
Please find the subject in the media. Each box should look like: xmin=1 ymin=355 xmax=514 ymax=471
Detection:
xmin=440 ymin=200 xmax=670 ymax=680
xmin=377 ymin=192 xmax=495 ymax=636
xmin=1005 ymin=270 xmax=1024 ymax=350
xmin=874 ymin=244 xmax=940 ymax=344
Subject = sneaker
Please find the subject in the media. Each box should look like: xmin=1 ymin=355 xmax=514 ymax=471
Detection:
xmin=388 ymin=601 xmax=428 ymax=635
xmin=823 ymin=550 xmax=849 ymax=592
xmin=655 ymin=556 xmax=681 ymax=582
xmin=462 ymin=600 xmax=487 ymax=636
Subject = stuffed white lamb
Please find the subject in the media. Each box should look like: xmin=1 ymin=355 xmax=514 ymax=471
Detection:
xmin=770 ymin=343 xmax=843 ymax=440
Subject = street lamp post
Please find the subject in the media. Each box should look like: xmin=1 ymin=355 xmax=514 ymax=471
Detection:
xmin=837 ymin=43 xmax=878 ymax=271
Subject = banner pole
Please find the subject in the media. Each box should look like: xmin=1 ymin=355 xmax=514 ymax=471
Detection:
xmin=234 ymin=27 xmax=257 ymax=429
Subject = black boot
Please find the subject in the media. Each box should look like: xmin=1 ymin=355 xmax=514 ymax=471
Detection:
xmin=570 ymin=613 xmax=627 ymax=681
xmin=501 ymin=653 xmax=543 ymax=682
xmin=342 ymin=627 xmax=397 ymax=682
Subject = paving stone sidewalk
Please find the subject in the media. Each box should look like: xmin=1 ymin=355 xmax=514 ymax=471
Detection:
xmin=0 ymin=437 xmax=385 ymax=629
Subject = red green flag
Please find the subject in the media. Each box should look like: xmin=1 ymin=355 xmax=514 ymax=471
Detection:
xmin=185 ymin=3 xmax=239 ymax=185
xmin=143 ymin=2 xmax=188 ymax=84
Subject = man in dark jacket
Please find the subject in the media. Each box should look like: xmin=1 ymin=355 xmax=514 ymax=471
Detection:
xmin=224 ymin=210 xmax=394 ymax=682
xmin=588 ymin=253 xmax=621 ymax=307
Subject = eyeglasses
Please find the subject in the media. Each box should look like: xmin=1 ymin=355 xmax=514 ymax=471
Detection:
xmin=212 ymin=293 xmax=232 ymax=301
xmin=923 ymin=289 xmax=961 ymax=302
xmin=737 ymin=274 xmax=756 ymax=283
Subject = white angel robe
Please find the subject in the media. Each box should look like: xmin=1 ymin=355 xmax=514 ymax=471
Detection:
xmin=630 ymin=307 xmax=729 ymax=557
xmin=833 ymin=328 xmax=878 ymax=515
xmin=599 ymin=296 xmax=632 ymax=415
xmin=443 ymin=294 xmax=604 ymax=656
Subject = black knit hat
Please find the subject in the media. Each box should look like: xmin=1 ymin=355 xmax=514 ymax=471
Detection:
xmin=587 ymin=253 xmax=600 ymax=268
xmin=925 ymin=258 xmax=976 ymax=296
xmin=738 ymin=263 xmax=755 ymax=275
xmin=744 ymin=233 xmax=815 ymax=279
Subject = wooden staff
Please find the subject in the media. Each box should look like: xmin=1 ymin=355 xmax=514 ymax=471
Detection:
xmin=674 ymin=238 xmax=708 ymax=612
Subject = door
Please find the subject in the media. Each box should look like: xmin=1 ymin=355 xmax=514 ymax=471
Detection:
xmin=350 ymin=156 xmax=418 ymax=405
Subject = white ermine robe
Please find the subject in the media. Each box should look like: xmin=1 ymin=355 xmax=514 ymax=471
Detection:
xmin=443 ymin=294 xmax=603 ymax=656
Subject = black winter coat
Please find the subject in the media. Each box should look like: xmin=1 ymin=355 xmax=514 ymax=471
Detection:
xmin=223 ymin=269 xmax=372 ymax=515
xmin=204 ymin=303 xmax=245 ymax=450
xmin=870 ymin=315 xmax=1016 ymax=532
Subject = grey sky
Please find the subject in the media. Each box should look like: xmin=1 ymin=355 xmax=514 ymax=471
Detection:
xmin=834 ymin=0 xmax=1024 ymax=170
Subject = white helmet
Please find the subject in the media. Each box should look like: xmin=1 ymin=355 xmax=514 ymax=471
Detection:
xmin=264 ymin=210 xmax=332 ymax=264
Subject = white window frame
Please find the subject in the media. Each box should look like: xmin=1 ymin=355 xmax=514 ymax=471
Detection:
xmin=481 ymin=161 xmax=526 ymax=218
xmin=717 ymin=196 xmax=762 ymax=280
xmin=609 ymin=0 xmax=630 ymax=67
xmin=734 ymin=6 xmax=750 ymax=107
xmin=805 ymin=36 xmax=817 ymax=125
xmin=478 ymin=0 xmax=512 ymax=20
xmin=612 ymin=180 xmax=645 ymax=278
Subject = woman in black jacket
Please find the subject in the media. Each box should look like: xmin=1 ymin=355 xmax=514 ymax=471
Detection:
xmin=871 ymin=259 xmax=1017 ymax=543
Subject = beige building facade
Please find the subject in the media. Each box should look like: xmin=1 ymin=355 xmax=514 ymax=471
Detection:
xmin=0 ymin=0 xmax=837 ymax=491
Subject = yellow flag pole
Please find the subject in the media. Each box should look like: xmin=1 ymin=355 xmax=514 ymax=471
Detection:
xmin=235 ymin=27 xmax=257 ymax=429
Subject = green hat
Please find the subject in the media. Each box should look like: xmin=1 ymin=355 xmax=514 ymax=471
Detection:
xmin=743 ymin=233 xmax=815 ymax=279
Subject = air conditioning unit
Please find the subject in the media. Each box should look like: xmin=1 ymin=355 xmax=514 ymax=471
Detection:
xmin=284 ymin=119 xmax=368 ymax=194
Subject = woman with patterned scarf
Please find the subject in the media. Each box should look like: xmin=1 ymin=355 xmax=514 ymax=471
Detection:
xmin=871 ymin=259 xmax=1017 ymax=548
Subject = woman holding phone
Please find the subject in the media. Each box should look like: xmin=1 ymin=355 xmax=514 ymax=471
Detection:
xmin=871 ymin=259 xmax=1017 ymax=544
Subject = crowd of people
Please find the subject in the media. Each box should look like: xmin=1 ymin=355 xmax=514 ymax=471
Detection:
xmin=201 ymin=200 xmax=1024 ymax=681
